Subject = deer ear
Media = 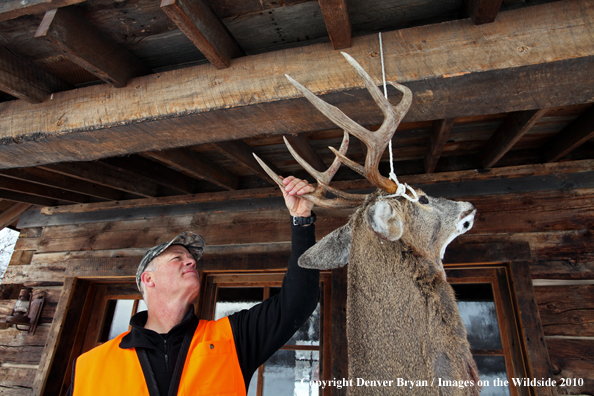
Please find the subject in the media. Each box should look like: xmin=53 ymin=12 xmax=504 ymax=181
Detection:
xmin=298 ymin=223 xmax=352 ymax=269
xmin=367 ymin=200 xmax=403 ymax=241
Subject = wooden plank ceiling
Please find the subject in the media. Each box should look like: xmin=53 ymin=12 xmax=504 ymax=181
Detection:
xmin=0 ymin=0 xmax=592 ymax=227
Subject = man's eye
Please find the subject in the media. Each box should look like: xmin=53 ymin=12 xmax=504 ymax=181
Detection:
xmin=419 ymin=196 xmax=429 ymax=204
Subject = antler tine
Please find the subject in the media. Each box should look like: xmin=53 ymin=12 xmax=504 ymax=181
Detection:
xmin=252 ymin=152 xmax=363 ymax=209
xmin=286 ymin=53 xmax=413 ymax=194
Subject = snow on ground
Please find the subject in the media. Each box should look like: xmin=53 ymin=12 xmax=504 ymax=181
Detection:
xmin=0 ymin=228 xmax=19 ymax=284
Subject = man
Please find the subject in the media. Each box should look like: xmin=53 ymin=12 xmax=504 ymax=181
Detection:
xmin=68 ymin=176 xmax=319 ymax=396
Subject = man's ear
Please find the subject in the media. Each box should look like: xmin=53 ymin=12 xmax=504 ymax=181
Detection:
xmin=141 ymin=271 xmax=155 ymax=288
xmin=367 ymin=200 xmax=404 ymax=241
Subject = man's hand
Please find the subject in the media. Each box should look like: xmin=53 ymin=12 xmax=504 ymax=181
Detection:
xmin=282 ymin=176 xmax=315 ymax=218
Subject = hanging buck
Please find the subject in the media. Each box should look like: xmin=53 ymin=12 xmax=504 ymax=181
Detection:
xmin=254 ymin=52 xmax=480 ymax=395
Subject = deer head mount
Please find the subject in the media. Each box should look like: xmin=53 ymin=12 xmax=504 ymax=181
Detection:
xmin=255 ymin=53 xmax=480 ymax=395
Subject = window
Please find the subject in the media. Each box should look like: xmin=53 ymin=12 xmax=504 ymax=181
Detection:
xmin=200 ymin=273 xmax=331 ymax=396
xmin=446 ymin=266 xmax=529 ymax=396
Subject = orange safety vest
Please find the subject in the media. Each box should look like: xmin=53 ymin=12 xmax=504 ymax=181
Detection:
xmin=73 ymin=317 xmax=246 ymax=396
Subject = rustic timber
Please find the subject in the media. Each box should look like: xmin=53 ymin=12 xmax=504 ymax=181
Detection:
xmin=284 ymin=134 xmax=328 ymax=172
xmin=0 ymin=0 xmax=592 ymax=167
xmin=0 ymin=190 xmax=57 ymax=207
xmin=34 ymin=7 xmax=150 ymax=88
xmin=510 ymin=262 xmax=556 ymax=396
xmin=466 ymin=0 xmax=503 ymax=25
xmin=0 ymin=167 xmax=125 ymax=201
xmin=3 ymin=242 xmax=536 ymax=284
xmin=424 ymin=118 xmax=455 ymax=173
xmin=534 ymin=285 xmax=594 ymax=337
xmin=160 ymin=0 xmax=243 ymax=69
xmin=0 ymin=45 xmax=72 ymax=104
xmin=546 ymin=338 xmax=594 ymax=394
xmin=0 ymin=175 xmax=92 ymax=204
xmin=318 ymin=0 xmax=352 ymax=50
xmin=17 ymin=168 xmax=594 ymax=228
xmin=0 ymin=203 xmax=32 ymax=230
xmin=98 ymin=156 xmax=198 ymax=195
xmin=39 ymin=162 xmax=156 ymax=198
xmin=543 ymin=104 xmax=594 ymax=163
xmin=33 ymin=278 xmax=89 ymax=396
xmin=0 ymin=0 xmax=85 ymax=22
xmin=212 ymin=140 xmax=279 ymax=184
xmin=34 ymin=159 xmax=594 ymax=216
xmin=144 ymin=149 xmax=239 ymax=191
xmin=480 ymin=109 xmax=547 ymax=168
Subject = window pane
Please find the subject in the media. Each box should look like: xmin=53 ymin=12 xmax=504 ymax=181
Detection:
xmin=263 ymin=349 xmax=319 ymax=396
xmin=107 ymin=299 xmax=134 ymax=340
xmin=452 ymin=284 xmax=503 ymax=350
xmin=247 ymin=370 xmax=258 ymax=396
xmin=137 ymin=299 xmax=147 ymax=313
xmin=473 ymin=356 xmax=511 ymax=396
xmin=215 ymin=288 xmax=263 ymax=320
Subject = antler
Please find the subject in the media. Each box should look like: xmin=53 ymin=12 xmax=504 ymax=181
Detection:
xmin=253 ymin=52 xmax=413 ymax=207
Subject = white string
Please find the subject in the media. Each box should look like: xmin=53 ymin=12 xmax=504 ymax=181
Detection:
xmin=378 ymin=32 xmax=418 ymax=202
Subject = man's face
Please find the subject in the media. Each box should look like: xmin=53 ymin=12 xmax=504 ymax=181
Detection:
xmin=147 ymin=244 xmax=200 ymax=304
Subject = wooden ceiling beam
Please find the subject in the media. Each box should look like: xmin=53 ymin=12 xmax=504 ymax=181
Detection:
xmin=284 ymin=135 xmax=327 ymax=172
xmin=0 ymin=0 xmax=592 ymax=168
xmin=211 ymin=140 xmax=280 ymax=184
xmin=34 ymin=7 xmax=150 ymax=88
xmin=0 ymin=203 xmax=32 ymax=230
xmin=99 ymin=156 xmax=199 ymax=195
xmin=0 ymin=45 xmax=72 ymax=104
xmin=0 ymin=167 xmax=124 ymax=201
xmin=0 ymin=0 xmax=84 ymax=22
xmin=0 ymin=175 xmax=88 ymax=203
xmin=39 ymin=162 xmax=156 ymax=198
xmin=160 ymin=0 xmax=243 ymax=69
xmin=0 ymin=190 xmax=57 ymax=206
xmin=424 ymin=118 xmax=456 ymax=174
xmin=319 ymin=0 xmax=352 ymax=50
xmin=466 ymin=0 xmax=503 ymax=25
xmin=543 ymin=105 xmax=594 ymax=163
xmin=144 ymin=149 xmax=239 ymax=191
xmin=480 ymin=109 xmax=547 ymax=168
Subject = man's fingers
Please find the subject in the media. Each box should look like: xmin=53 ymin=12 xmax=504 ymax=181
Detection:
xmin=283 ymin=177 xmax=314 ymax=196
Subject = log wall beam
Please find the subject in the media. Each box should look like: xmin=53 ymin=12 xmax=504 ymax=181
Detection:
xmin=211 ymin=140 xmax=280 ymax=184
xmin=34 ymin=7 xmax=150 ymax=87
xmin=0 ymin=190 xmax=57 ymax=206
xmin=466 ymin=0 xmax=503 ymax=25
xmin=0 ymin=0 xmax=592 ymax=168
xmin=0 ymin=167 xmax=125 ymax=201
xmin=144 ymin=149 xmax=239 ymax=191
xmin=543 ymin=104 xmax=594 ymax=163
xmin=98 ymin=156 xmax=198 ymax=195
xmin=318 ymin=0 xmax=352 ymax=50
xmin=0 ymin=0 xmax=84 ymax=22
xmin=0 ymin=203 xmax=32 ymax=230
xmin=0 ymin=45 xmax=72 ymax=104
xmin=284 ymin=135 xmax=327 ymax=172
xmin=160 ymin=0 xmax=243 ymax=69
xmin=39 ymin=162 xmax=156 ymax=198
xmin=480 ymin=109 xmax=547 ymax=168
xmin=0 ymin=175 xmax=90 ymax=204
xmin=424 ymin=118 xmax=455 ymax=173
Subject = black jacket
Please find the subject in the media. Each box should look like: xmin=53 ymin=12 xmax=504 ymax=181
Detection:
xmin=68 ymin=223 xmax=318 ymax=396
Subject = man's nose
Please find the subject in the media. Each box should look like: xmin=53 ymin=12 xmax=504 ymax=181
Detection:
xmin=184 ymin=257 xmax=196 ymax=268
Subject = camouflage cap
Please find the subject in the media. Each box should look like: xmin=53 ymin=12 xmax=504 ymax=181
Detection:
xmin=136 ymin=231 xmax=206 ymax=291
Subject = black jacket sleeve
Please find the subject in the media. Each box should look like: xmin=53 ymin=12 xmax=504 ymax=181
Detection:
xmin=228 ymin=223 xmax=319 ymax=390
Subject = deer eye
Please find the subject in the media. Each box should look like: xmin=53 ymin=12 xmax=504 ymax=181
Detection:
xmin=419 ymin=196 xmax=429 ymax=205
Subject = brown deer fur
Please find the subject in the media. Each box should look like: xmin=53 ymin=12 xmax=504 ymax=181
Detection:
xmin=300 ymin=191 xmax=481 ymax=395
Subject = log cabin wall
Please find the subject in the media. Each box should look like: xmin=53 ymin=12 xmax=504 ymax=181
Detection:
xmin=0 ymin=0 xmax=592 ymax=395
xmin=1 ymin=160 xmax=593 ymax=395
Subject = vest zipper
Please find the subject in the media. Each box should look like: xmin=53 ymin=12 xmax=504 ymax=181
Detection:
xmin=164 ymin=339 xmax=168 ymax=367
